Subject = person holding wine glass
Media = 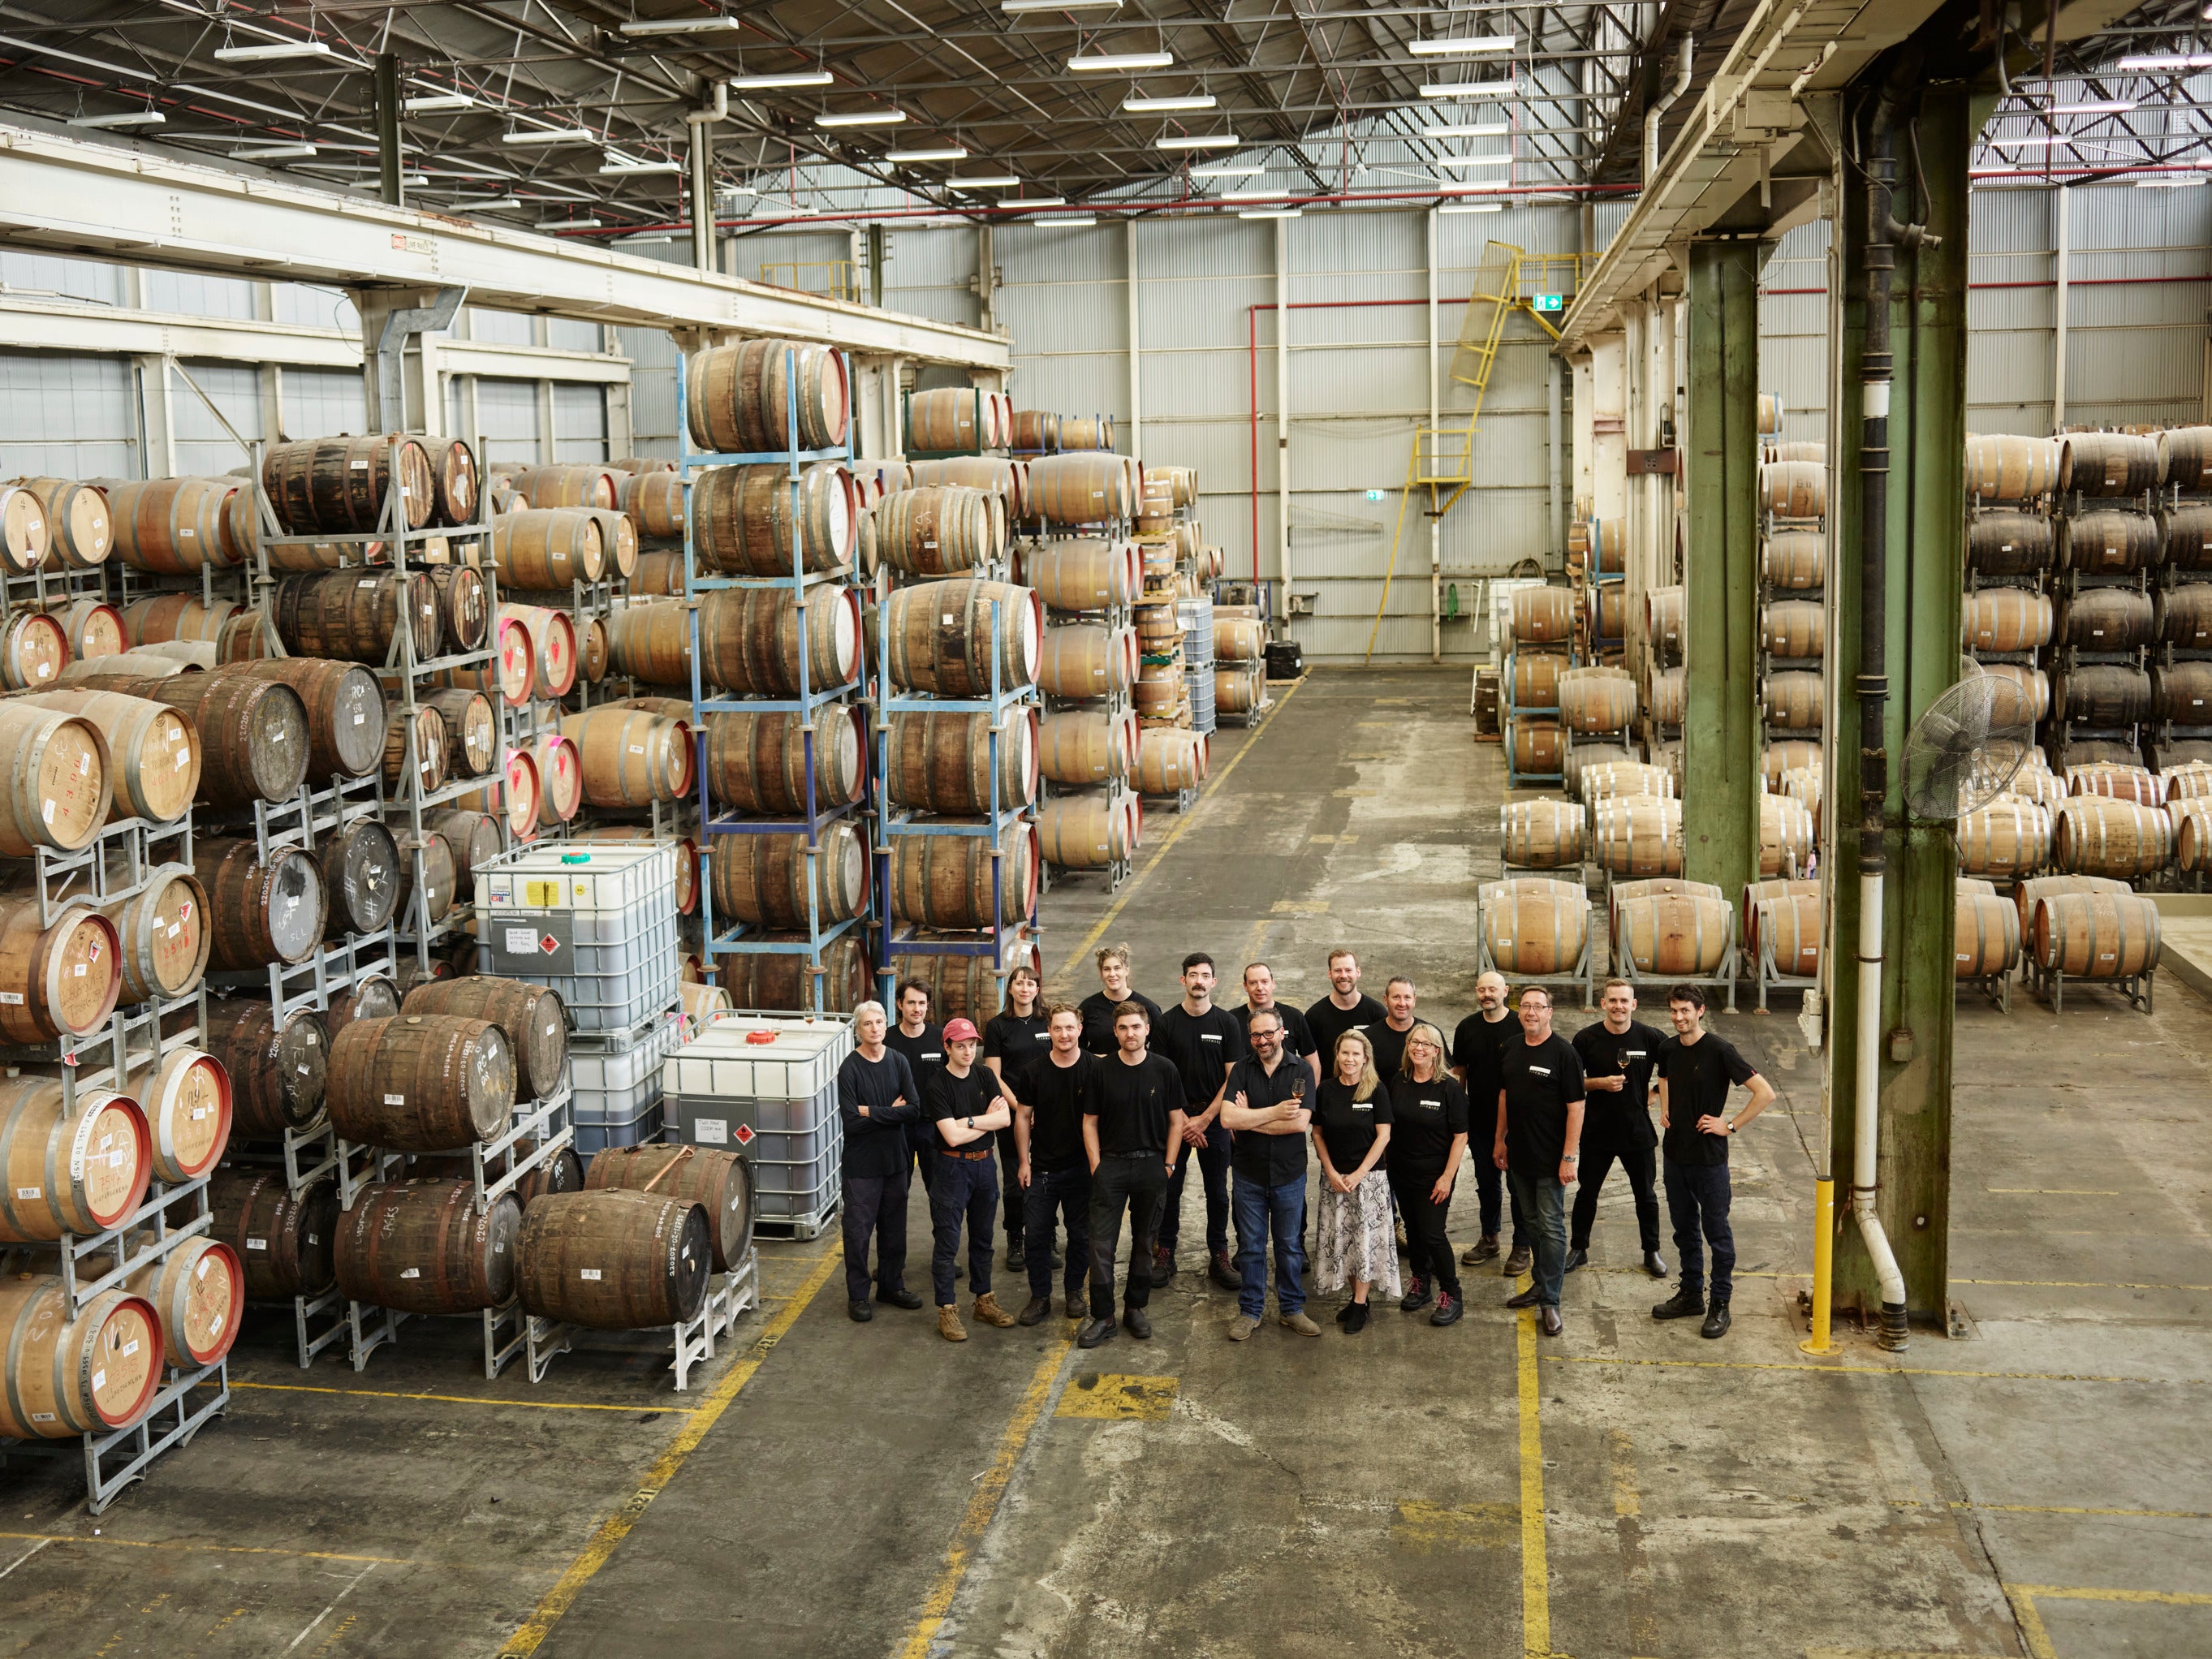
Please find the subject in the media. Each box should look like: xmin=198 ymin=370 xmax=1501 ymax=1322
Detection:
xmin=1310 ymin=1028 xmax=1398 ymax=1333
xmin=1218 ymin=1008 xmax=1319 ymax=1340
xmin=1566 ymin=979 xmax=1668 ymax=1278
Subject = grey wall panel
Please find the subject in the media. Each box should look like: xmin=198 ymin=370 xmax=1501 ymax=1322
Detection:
xmin=0 ymin=250 xmax=126 ymax=305
xmin=282 ymin=367 xmax=366 ymax=439
xmin=883 ymin=226 xmax=977 ymax=327
xmin=552 ymin=383 xmax=607 ymax=463
xmin=546 ymin=317 xmax=602 ymax=352
xmin=271 ymin=282 xmax=355 ymax=331
xmin=0 ymin=351 xmax=136 ymax=477
xmin=171 ymin=360 xmax=262 ymax=476
xmin=476 ymin=377 xmax=541 ymax=468
xmin=468 ymin=308 xmax=537 ymax=347
xmin=143 ymin=270 xmax=259 ymax=320
xmin=618 ymin=325 xmax=680 ymax=459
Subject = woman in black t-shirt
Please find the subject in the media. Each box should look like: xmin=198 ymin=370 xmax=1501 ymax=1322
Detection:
xmin=1387 ymin=1023 xmax=1469 ymax=1325
xmin=1310 ymin=1028 xmax=1399 ymax=1333
xmin=984 ymin=966 xmax=1052 ymax=1269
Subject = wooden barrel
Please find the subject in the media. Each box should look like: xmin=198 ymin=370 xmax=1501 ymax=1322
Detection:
xmin=207 ymin=1168 xmax=338 ymax=1295
xmin=45 ymin=599 xmax=124 ymax=665
xmin=1499 ymin=799 xmax=1585 ymax=867
xmin=1615 ymin=894 xmax=1733 ymax=975
xmin=2068 ymin=762 xmax=2162 ymax=807
xmin=0 ymin=1079 xmax=148 ymax=1240
xmin=1038 ymin=623 xmax=1134 ymax=697
xmin=263 ymin=435 xmax=435 ymax=532
xmin=1761 ymin=601 xmax=1826 ymax=660
xmin=907 ymin=386 xmax=995 ymax=452
xmin=508 ymin=465 xmax=618 ymax=514
xmin=708 ymin=820 xmax=871 ymax=928
xmin=334 ymin=1179 xmax=521 ymax=1313
xmin=0 ymin=893 xmax=119 ymax=1040
xmin=2033 ymin=891 xmax=2162 ymax=979
xmin=382 ymin=704 xmax=448 ymax=798
xmin=516 ymin=1187 xmax=711 ymax=1329
xmin=426 ymin=808 xmax=502 ymax=902
xmin=705 ymin=705 xmax=866 ymax=815
xmin=1510 ymin=587 xmax=1576 ymax=645
xmin=429 ymin=565 xmax=489 ymax=654
xmin=419 ymin=688 xmax=496 ymax=779
xmin=2054 ymin=796 xmax=2172 ymax=877
xmin=1135 ymin=728 xmax=1205 ymax=794
xmin=429 ymin=437 xmax=478 ymax=527
xmin=1208 ymin=616 xmax=1265 ymax=666
xmin=1215 ymin=662 xmax=1262 ymax=714
xmin=694 ymin=462 xmax=856 ymax=575
xmin=456 ymin=746 xmax=541 ymax=841
xmin=14 ymin=478 xmax=110 ymax=567
xmin=105 ymin=477 xmax=240 ymax=572
xmin=1580 ymin=761 xmax=1674 ymax=804
xmin=1760 ymin=741 xmax=1821 ymax=791
xmin=594 ymin=506 xmax=640 ymax=579
xmin=1026 ymin=538 xmax=1137 ymax=610
xmin=1756 ymin=393 xmax=1784 ymax=434
xmin=318 ymin=817 xmax=401 ymax=938
xmin=1584 ymin=517 xmax=1625 ymax=575
xmin=1059 ymin=416 xmax=1115 ymax=452
xmin=326 ymin=1015 xmax=516 ymax=1150
xmin=0 ymin=610 xmax=66 ymax=691
xmin=0 ymin=1277 xmax=161 ymax=1437
xmin=1760 ymin=794 xmax=1817 ymax=877
xmin=883 ymin=579 xmax=1040 ymax=695
xmin=1761 ymin=671 xmax=1824 ymax=730
xmin=1132 ymin=661 xmax=1181 ymax=719
xmin=697 ymin=587 xmax=864 ymax=696
xmin=101 ymin=863 xmax=209 ymax=1003
xmin=2177 ymin=808 xmax=2212 ymax=873
xmin=891 ymin=941 xmax=1040 ymax=1023
xmin=391 ymin=832 xmax=458 ymax=930
xmin=192 ymin=839 xmax=326 ymax=967
xmin=686 ymin=339 xmax=849 ymax=454
xmin=1760 ymin=529 xmax=1825 ymax=590
xmin=1962 ymin=588 xmax=2052 ymax=652
xmin=1982 ymin=662 xmax=2049 ymax=725
xmin=1645 ymin=585 xmax=1684 ymax=654
xmin=1964 ymin=511 xmax=2052 ymax=576
xmin=586 ymin=1146 xmax=754 ymax=1275
xmin=1478 ymin=879 xmax=1587 ymax=974
xmin=888 ymin=825 xmax=1037 ymax=930
xmin=1559 ymin=673 xmax=1636 ymax=735
xmin=502 ymin=603 xmax=577 ymax=700
xmin=1037 ymin=791 xmax=1132 ymax=868
xmin=1587 ymin=584 xmax=1627 ymax=641
xmin=1650 ymin=666 xmax=1685 ymax=726
xmin=114 ymin=1233 xmax=240 ymax=1369
xmin=1563 ymin=743 xmax=1635 ymax=800
xmin=563 ymin=708 xmax=687 ymax=808
xmin=2060 ymin=510 xmax=2160 ymax=575
xmin=721 ymin=931 xmax=873 ymax=1013
xmin=1027 ymin=453 xmax=1131 ymax=525
xmin=1037 ymin=710 xmax=1128 ymax=786
xmin=531 ymin=733 xmax=581 ymax=827
xmin=1593 ymin=798 xmax=1683 ymax=877
xmin=605 ymin=598 xmax=690 ymax=687
xmin=1964 ymin=433 xmax=2060 ymax=501
xmin=617 ymin=469 xmax=684 ymax=539
xmin=274 ymin=570 xmax=441 ymax=665
xmin=2060 ymin=432 xmax=2161 ymax=498
xmin=1753 ymin=894 xmax=1822 ymax=977
xmin=491 ymin=509 xmax=605 ymax=588
xmin=884 ymin=708 xmax=1037 ymax=813
xmin=1955 ymin=800 xmax=2052 ymax=878
xmin=20 ymin=688 xmax=194 ymax=824
xmin=199 ymin=999 xmax=327 ymax=1135
xmin=234 ymin=658 xmax=385 ymax=781
xmin=1760 ymin=460 xmax=1826 ymax=519
xmin=1955 ymin=894 xmax=2020 ymax=977
xmin=2055 ymin=665 xmax=2149 ymax=726
xmin=2164 ymin=761 xmax=2212 ymax=804
xmin=2155 ymin=424 xmax=2212 ymax=491
xmin=873 ymin=484 xmax=990 ymax=577
xmin=1011 ymin=410 xmax=1060 ymax=452
xmin=2059 ymin=587 xmax=2154 ymax=652
xmin=2161 ymin=505 xmax=2212 ymax=573
xmin=2158 ymin=583 xmax=2212 ymax=650
xmin=114 ymin=1045 xmax=231 ymax=1184
xmin=2006 ymin=763 xmax=2067 ymax=810
xmin=122 ymin=594 xmax=238 ymax=650
xmin=2062 ymin=739 xmax=2141 ymax=767
xmin=401 ymin=978 xmax=568 ymax=1105
xmin=1503 ymin=653 xmax=1563 ymax=712
xmin=1507 ymin=718 xmax=1563 ymax=778
xmin=2013 ymin=873 xmax=2128 ymax=941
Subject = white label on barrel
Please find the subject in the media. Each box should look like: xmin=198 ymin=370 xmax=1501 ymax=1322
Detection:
xmin=74 ymin=963 xmax=84 ymax=976
xmin=351 ymin=458 xmax=369 ymax=469
xmin=298 ymin=1064 xmax=309 ymax=1075
xmin=580 ymin=1267 xmax=602 ymax=1281
xmin=41 ymin=800 xmax=52 ymax=824
xmin=630 ymin=744 xmax=645 ymax=753
xmin=695 ymin=1118 xmax=727 ymax=1144
xmin=401 ymin=1267 xmax=420 ymax=1278
xmin=93 ymin=1370 xmax=105 ymax=1390
xmin=272 ymin=729 xmax=286 ymax=740
xmin=354 ymin=712 xmax=365 ymax=724
xmin=246 ymin=1238 xmax=268 ymax=1250
xmin=359 ymin=579 xmax=377 ymax=588
xmin=384 ymin=1092 xmax=405 ymax=1104
xmin=0 ymin=993 xmax=22 ymax=1005
xmin=197 ymin=1257 xmax=209 ymax=1278
xmin=123 ymin=1339 xmax=139 ymax=1358
xmin=192 ymin=1105 xmax=208 ymax=1119
xmin=14 ymin=1186 xmax=38 ymax=1199
xmin=175 ymin=750 xmax=189 ymax=766
xmin=168 ymin=924 xmax=180 ymax=937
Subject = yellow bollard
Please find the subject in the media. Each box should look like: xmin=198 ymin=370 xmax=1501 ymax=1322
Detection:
xmin=1800 ymin=1177 xmax=1835 ymax=1355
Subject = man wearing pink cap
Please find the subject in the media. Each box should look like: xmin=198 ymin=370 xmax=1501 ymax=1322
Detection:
xmin=928 ymin=1016 xmax=1020 ymax=1342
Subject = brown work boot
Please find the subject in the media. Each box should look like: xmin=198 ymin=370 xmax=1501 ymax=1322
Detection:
xmin=938 ymin=1304 xmax=968 ymax=1342
xmin=972 ymin=1292 xmax=1017 ymax=1329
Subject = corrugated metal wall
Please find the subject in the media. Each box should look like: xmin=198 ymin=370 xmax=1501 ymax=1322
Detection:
xmin=0 ymin=351 xmax=136 ymax=477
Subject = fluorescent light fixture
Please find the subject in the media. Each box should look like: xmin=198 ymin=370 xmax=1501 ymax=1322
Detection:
xmin=1123 ymin=93 xmax=1215 ymax=111
xmin=1156 ymin=133 xmax=1239 ymax=149
xmin=1420 ymin=80 xmax=1516 ymax=98
xmin=717 ymin=183 xmax=759 ymax=196
xmin=1425 ymin=122 xmax=1508 ymax=137
xmin=726 ymin=69 xmax=835 ymax=89
xmin=2118 ymin=52 xmax=2212 ymax=69
xmin=621 ymin=232 xmax=678 ymax=243
xmin=1438 ymin=154 xmax=1511 ymax=167
xmin=1408 ymin=36 xmax=1516 ymax=55
xmin=1439 ymin=201 xmax=1504 ymax=213
xmin=815 ymin=109 xmax=906 ymax=127
xmin=1221 ymin=187 xmax=1287 ymax=200
xmin=600 ymin=157 xmax=683 ymax=174
xmin=1986 ymin=134 xmax=2071 ymax=148
xmin=2137 ymin=175 xmax=2206 ymax=187
xmin=1069 ymin=51 xmax=1174 ymax=71
xmin=1438 ymin=183 xmax=1507 ymax=196
xmin=887 ymin=145 xmax=968 ymax=162
xmin=213 ymin=40 xmax=334 ymax=62
xmin=1192 ymin=160 xmax=1261 ymax=177
xmin=541 ymin=218 xmax=602 ymax=230
xmin=948 ymin=174 xmax=1022 ymax=188
xmin=1007 ymin=196 xmax=1068 ymax=207
xmin=230 ymin=142 xmax=318 ymax=160
xmin=619 ymin=15 xmax=743 ymax=34
xmin=1004 ymin=0 xmax=1122 ymax=9
xmin=70 ymin=110 xmax=166 ymax=129
xmin=473 ymin=195 xmax=524 ymax=207
xmin=2048 ymin=99 xmax=2135 ymax=114
xmin=1239 ymin=208 xmax=1300 ymax=219
xmin=1033 ymin=215 xmax=1098 ymax=226
xmin=502 ymin=126 xmax=595 ymax=144
xmin=403 ymin=92 xmax=476 ymax=113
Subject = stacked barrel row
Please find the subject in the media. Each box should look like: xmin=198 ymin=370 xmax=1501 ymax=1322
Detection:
xmin=1499 ymin=584 xmax=1579 ymax=786
xmin=1024 ymin=536 xmax=1144 ymax=885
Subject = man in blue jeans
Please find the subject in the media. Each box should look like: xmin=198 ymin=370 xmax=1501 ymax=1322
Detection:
xmin=1651 ymin=985 xmax=1775 ymax=1340
xmin=1494 ymin=985 xmax=1585 ymax=1338
xmin=1012 ymin=1003 xmax=1096 ymax=1325
xmin=1219 ymin=1009 xmax=1322 ymax=1338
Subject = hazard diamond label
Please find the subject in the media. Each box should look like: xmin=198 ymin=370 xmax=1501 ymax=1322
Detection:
xmin=541 ymin=934 xmax=560 ymax=954
xmin=732 ymin=1124 xmax=756 ymax=1146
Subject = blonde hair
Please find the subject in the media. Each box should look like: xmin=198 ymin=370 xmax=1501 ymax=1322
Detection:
xmin=1399 ymin=1022 xmax=1448 ymax=1079
xmin=1331 ymin=1029 xmax=1382 ymax=1102
xmin=1095 ymin=943 xmax=1131 ymax=972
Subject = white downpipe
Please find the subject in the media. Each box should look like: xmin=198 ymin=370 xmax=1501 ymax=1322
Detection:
xmin=1643 ymin=37 xmax=1696 ymax=185
xmin=1852 ymin=869 xmax=1909 ymax=1325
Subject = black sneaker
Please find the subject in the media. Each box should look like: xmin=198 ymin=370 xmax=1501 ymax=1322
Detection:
xmin=1563 ymin=1247 xmax=1589 ymax=1273
xmin=1429 ymin=1293 xmax=1463 ymax=1327
xmin=848 ymin=1299 xmax=873 ymax=1322
xmin=1016 ymin=1295 xmax=1053 ymax=1327
xmin=1152 ymin=1246 xmax=1175 ymax=1286
xmin=1343 ymin=1301 xmax=1370 ymax=1334
xmin=1642 ymin=1251 xmax=1669 ymax=1279
xmin=1701 ymin=1302 xmax=1731 ymax=1339
xmin=1652 ymin=1286 xmax=1705 ymax=1321
xmin=879 ymin=1287 xmax=925 ymax=1311
xmin=1399 ymin=1277 xmax=1431 ymax=1312
xmin=1050 ymin=1248 xmax=1064 ymax=1269
xmin=1005 ymin=1238 xmax=1025 ymax=1270
xmin=1336 ymin=1301 xmax=1356 ymax=1325
xmin=1077 ymin=1316 xmax=1116 ymax=1349
xmin=1123 ymin=1304 xmax=1153 ymax=1340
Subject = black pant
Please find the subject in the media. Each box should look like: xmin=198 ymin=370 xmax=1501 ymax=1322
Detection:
xmin=1389 ymin=1160 xmax=1461 ymax=1299
xmin=930 ymin=1153 xmax=998 ymax=1307
xmin=841 ymin=1173 xmax=909 ymax=1303
xmin=1664 ymin=1157 xmax=1735 ymax=1303
xmin=1024 ymin=1164 xmax=1090 ymax=1302
xmin=1160 ymin=1119 xmax=1230 ymax=1260
xmin=1569 ymin=1142 xmax=1662 ymax=1255
xmin=1086 ymin=1151 xmax=1169 ymax=1317
xmin=996 ymin=1125 xmax=1025 ymax=1240
xmin=907 ymin=1128 xmax=937 ymax=1199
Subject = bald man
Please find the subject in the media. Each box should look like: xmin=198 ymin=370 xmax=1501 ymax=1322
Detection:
xmin=1451 ymin=971 xmax=1528 ymax=1273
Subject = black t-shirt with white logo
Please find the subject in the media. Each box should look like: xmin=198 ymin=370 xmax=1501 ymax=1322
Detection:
xmin=1085 ymin=1053 xmax=1185 ymax=1155
xmin=1312 ymin=1076 xmax=1394 ymax=1173
xmin=1305 ymin=993 xmax=1387 ymax=1077
xmin=1022 ymin=1050 xmax=1098 ymax=1173
xmin=1451 ymin=1011 xmax=1518 ymax=1131
xmin=1078 ymin=989 xmax=1164 ymax=1058
xmin=984 ymin=1010 xmax=1053 ymax=1085
xmin=1223 ymin=1054 xmax=1310 ymax=1187
xmin=1368 ymin=1019 xmax=1419 ymax=1083
xmin=1387 ymin=1075 xmax=1470 ymax=1166
xmin=1570 ymin=1021 xmax=1667 ymax=1152
xmin=885 ymin=1023 xmax=946 ymax=1148
xmin=1658 ymin=1033 xmax=1759 ymax=1167
xmin=1498 ymin=1034 xmax=1585 ymax=1177
xmin=1238 ymin=1001 xmax=1316 ymax=1060
xmin=1152 ymin=1003 xmax=1250 ymax=1108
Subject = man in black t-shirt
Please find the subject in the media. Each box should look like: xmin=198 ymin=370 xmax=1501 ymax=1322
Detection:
xmin=1368 ymin=976 xmax=1420 ymax=1080
xmin=1651 ymin=985 xmax=1776 ymax=1340
xmin=1304 ymin=948 xmax=1386 ymax=1084
xmin=1153 ymin=952 xmax=1249 ymax=1290
xmin=885 ymin=981 xmax=946 ymax=1198
xmin=1451 ymin=970 xmax=1528 ymax=1271
xmin=1079 ymin=1001 xmax=1186 ymax=1350
xmin=835 ymin=1001 xmax=929 ymax=1321
xmin=1238 ymin=962 xmax=1316 ymax=1062
xmin=1219 ymin=1007 xmax=1318 ymax=1338
xmin=1494 ymin=985 xmax=1584 ymax=1336
xmin=1012 ymin=1003 xmax=1096 ymax=1326
xmin=1566 ymin=979 xmax=1669 ymax=1281
xmin=926 ymin=1019 xmax=1019 ymax=1342
xmin=1078 ymin=942 xmax=1164 ymax=1057
xmin=985 ymin=966 xmax=1052 ymax=1270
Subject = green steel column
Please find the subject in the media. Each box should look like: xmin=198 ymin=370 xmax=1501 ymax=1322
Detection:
xmin=1681 ymin=242 xmax=1762 ymax=899
xmin=1823 ymin=84 xmax=1977 ymax=1321
xmin=375 ymin=54 xmax=403 ymax=209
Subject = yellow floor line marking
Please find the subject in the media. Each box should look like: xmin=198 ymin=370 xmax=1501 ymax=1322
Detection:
xmin=1055 ymin=1372 xmax=1177 ymax=1420
xmin=1898 ymin=1499 xmax=2212 ymax=1521
xmin=1986 ymin=1188 xmax=2119 ymax=1196
xmin=2009 ymin=1583 xmax=2212 ymax=1605
xmin=1955 ymin=1278 xmax=2212 ymax=1291
xmin=896 ymin=1334 xmax=1076 ymax=1659
xmin=2003 ymin=1588 xmax=2061 ymax=1659
xmin=0 ymin=1532 xmax=416 ymax=1567
xmin=1515 ymin=1279 xmax=1550 ymax=1659
xmin=1547 ymin=1355 xmax=2203 ymax=1385
xmin=230 ymin=1381 xmax=695 ymax=1416
xmin=497 ymin=1244 xmax=844 ymax=1656
xmin=1050 ymin=678 xmax=1305 ymax=986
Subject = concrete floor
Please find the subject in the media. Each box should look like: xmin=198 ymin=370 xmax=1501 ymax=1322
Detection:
xmin=5 ymin=664 xmax=2210 ymax=1659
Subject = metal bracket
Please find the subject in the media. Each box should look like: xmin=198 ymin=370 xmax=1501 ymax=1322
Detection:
xmin=373 ymin=284 xmax=468 ymax=433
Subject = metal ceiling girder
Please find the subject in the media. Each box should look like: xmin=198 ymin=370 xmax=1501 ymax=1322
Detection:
xmin=0 ymin=122 xmax=1009 ymax=367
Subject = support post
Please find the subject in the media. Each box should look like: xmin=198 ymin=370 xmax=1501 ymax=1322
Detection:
xmin=135 ymin=353 xmax=176 ymax=479
xmin=1680 ymin=240 xmax=1762 ymax=898
xmin=375 ymin=54 xmax=403 ymax=209
xmin=2051 ymin=186 xmax=2069 ymax=433
xmin=1274 ymin=214 xmax=1290 ymax=592
xmin=1821 ymin=80 xmax=1974 ymax=1325
xmin=688 ymin=121 xmax=715 ymax=276
xmin=1427 ymin=205 xmax=1440 ymax=661
xmin=1126 ymin=219 xmax=1141 ymax=460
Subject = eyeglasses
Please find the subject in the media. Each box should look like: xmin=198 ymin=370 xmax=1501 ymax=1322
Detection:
xmin=1407 ymin=1038 xmax=1440 ymax=1051
xmin=1252 ymin=1027 xmax=1283 ymax=1041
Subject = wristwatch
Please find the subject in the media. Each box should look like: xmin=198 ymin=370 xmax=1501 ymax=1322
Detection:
xmin=964 ymin=1115 xmax=975 ymax=1129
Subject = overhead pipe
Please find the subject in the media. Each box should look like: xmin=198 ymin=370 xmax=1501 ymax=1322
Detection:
xmin=1643 ymin=35 xmax=1695 ymax=185
xmin=686 ymin=81 xmax=727 ymax=275
xmin=1852 ymin=62 xmax=1936 ymax=1354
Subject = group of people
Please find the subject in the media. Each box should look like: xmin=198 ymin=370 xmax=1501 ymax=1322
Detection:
xmin=834 ymin=945 xmax=1774 ymax=1348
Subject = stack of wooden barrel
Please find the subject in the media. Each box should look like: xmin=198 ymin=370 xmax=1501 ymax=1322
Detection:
xmin=1027 ymin=536 xmax=1144 ymax=889
xmin=1501 ymin=584 xmax=1577 ymax=786
xmin=1756 ymin=429 xmax=1828 ymax=860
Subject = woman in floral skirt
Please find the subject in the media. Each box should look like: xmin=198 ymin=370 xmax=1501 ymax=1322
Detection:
xmin=1310 ymin=1028 xmax=1399 ymax=1332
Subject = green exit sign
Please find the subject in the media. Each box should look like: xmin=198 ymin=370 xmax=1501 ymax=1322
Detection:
xmin=1365 ymin=489 xmax=1385 ymax=501
xmin=1533 ymin=293 xmax=1565 ymax=312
